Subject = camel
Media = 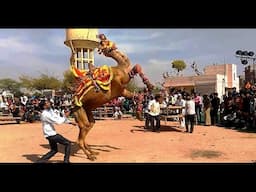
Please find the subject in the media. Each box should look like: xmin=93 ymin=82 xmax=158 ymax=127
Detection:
xmin=70 ymin=34 xmax=154 ymax=160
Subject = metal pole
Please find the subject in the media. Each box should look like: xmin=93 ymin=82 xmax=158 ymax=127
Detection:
xmin=69 ymin=40 xmax=75 ymax=54
xmin=235 ymin=51 xmax=256 ymax=85
xmin=253 ymin=58 xmax=256 ymax=85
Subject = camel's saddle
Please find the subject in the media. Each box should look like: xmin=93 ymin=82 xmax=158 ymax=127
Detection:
xmin=70 ymin=65 xmax=113 ymax=107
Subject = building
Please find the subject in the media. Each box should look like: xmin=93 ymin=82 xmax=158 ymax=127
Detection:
xmin=238 ymin=74 xmax=245 ymax=89
xmin=64 ymin=29 xmax=99 ymax=70
xmin=244 ymin=63 xmax=256 ymax=84
xmin=163 ymin=64 xmax=239 ymax=98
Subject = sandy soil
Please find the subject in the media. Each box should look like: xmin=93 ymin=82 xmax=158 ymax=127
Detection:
xmin=0 ymin=119 xmax=256 ymax=163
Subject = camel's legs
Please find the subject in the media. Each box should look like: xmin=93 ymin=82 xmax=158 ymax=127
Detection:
xmin=83 ymin=110 xmax=99 ymax=156
xmin=73 ymin=107 xmax=97 ymax=161
xmin=129 ymin=64 xmax=154 ymax=91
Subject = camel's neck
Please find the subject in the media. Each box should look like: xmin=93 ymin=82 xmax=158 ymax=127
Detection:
xmin=105 ymin=50 xmax=131 ymax=69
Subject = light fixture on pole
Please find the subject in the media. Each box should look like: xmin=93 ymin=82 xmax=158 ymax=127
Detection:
xmin=235 ymin=50 xmax=256 ymax=84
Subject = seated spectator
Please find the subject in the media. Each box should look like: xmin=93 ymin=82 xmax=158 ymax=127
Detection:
xmin=113 ymin=107 xmax=123 ymax=120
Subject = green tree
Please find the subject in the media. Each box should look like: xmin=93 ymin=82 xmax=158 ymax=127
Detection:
xmin=19 ymin=75 xmax=34 ymax=91
xmin=62 ymin=70 xmax=76 ymax=93
xmin=0 ymin=78 xmax=21 ymax=96
xmin=171 ymin=59 xmax=187 ymax=75
xmin=32 ymin=74 xmax=62 ymax=91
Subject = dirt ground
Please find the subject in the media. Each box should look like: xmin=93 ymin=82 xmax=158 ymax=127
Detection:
xmin=0 ymin=118 xmax=256 ymax=163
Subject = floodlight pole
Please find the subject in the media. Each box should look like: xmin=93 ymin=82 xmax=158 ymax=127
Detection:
xmin=253 ymin=58 xmax=256 ymax=85
xmin=235 ymin=50 xmax=256 ymax=85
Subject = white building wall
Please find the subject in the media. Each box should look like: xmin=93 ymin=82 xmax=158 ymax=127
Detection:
xmin=232 ymin=64 xmax=240 ymax=91
xmin=216 ymin=74 xmax=225 ymax=101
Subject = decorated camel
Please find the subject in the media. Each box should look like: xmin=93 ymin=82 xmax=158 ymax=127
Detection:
xmin=70 ymin=34 xmax=154 ymax=160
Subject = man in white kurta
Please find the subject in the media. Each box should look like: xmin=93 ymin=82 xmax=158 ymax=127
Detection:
xmin=148 ymin=95 xmax=161 ymax=132
xmin=37 ymin=99 xmax=76 ymax=163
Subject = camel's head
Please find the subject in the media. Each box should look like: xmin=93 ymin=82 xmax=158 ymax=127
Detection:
xmin=97 ymin=34 xmax=107 ymax=41
xmin=97 ymin=34 xmax=117 ymax=57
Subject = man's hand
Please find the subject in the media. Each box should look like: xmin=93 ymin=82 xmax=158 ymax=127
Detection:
xmin=64 ymin=111 xmax=71 ymax=117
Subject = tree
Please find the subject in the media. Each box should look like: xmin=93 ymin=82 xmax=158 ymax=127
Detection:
xmin=19 ymin=75 xmax=34 ymax=91
xmin=19 ymin=74 xmax=62 ymax=92
xmin=62 ymin=70 xmax=76 ymax=93
xmin=0 ymin=78 xmax=22 ymax=96
xmin=32 ymin=74 xmax=62 ymax=91
xmin=171 ymin=60 xmax=187 ymax=76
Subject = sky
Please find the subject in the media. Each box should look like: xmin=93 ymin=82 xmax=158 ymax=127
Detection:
xmin=0 ymin=28 xmax=256 ymax=86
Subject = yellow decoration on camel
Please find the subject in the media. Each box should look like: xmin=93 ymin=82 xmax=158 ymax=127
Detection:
xmin=70 ymin=65 xmax=87 ymax=78
xmin=93 ymin=65 xmax=113 ymax=90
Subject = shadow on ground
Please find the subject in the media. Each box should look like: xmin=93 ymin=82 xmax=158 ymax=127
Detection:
xmin=130 ymin=125 xmax=183 ymax=133
xmin=217 ymin=124 xmax=256 ymax=133
xmin=23 ymin=142 xmax=121 ymax=163
xmin=0 ymin=122 xmax=21 ymax=125
xmin=236 ymin=128 xmax=256 ymax=133
xmin=88 ymin=144 xmax=121 ymax=152
xmin=190 ymin=149 xmax=223 ymax=159
xmin=22 ymin=154 xmax=42 ymax=162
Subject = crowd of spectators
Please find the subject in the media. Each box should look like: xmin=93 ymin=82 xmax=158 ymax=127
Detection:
xmin=1 ymin=85 xmax=255 ymax=131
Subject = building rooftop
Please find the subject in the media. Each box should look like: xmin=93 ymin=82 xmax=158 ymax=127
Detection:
xmin=163 ymin=74 xmax=218 ymax=88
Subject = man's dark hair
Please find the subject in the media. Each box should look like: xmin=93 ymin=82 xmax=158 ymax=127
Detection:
xmin=155 ymin=95 xmax=161 ymax=100
xmin=39 ymin=98 xmax=51 ymax=111
xmin=39 ymin=99 xmax=47 ymax=111
xmin=186 ymin=94 xmax=191 ymax=100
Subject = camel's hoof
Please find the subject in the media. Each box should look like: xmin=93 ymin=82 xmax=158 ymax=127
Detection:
xmin=88 ymin=155 xmax=97 ymax=161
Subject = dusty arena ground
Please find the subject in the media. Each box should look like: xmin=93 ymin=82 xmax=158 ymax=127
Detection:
xmin=0 ymin=118 xmax=256 ymax=163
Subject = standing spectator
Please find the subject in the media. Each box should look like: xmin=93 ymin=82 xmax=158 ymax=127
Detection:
xmin=123 ymin=98 xmax=131 ymax=112
xmin=203 ymin=95 xmax=211 ymax=126
xmin=134 ymin=91 xmax=144 ymax=121
xmin=223 ymin=92 xmax=234 ymax=116
xmin=184 ymin=94 xmax=196 ymax=133
xmin=242 ymin=92 xmax=251 ymax=129
xmin=144 ymin=95 xmax=154 ymax=129
xmin=175 ymin=94 xmax=186 ymax=128
xmin=194 ymin=92 xmax=202 ymax=124
xmin=210 ymin=93 xmax=220 ymax=125
xmin=148 ymin=95 xmax=161 ymax=132
xmin=0 ymin=95 xmax=8 ymax=112
xmin=20 ymin=95 xmax=28 ymax=106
